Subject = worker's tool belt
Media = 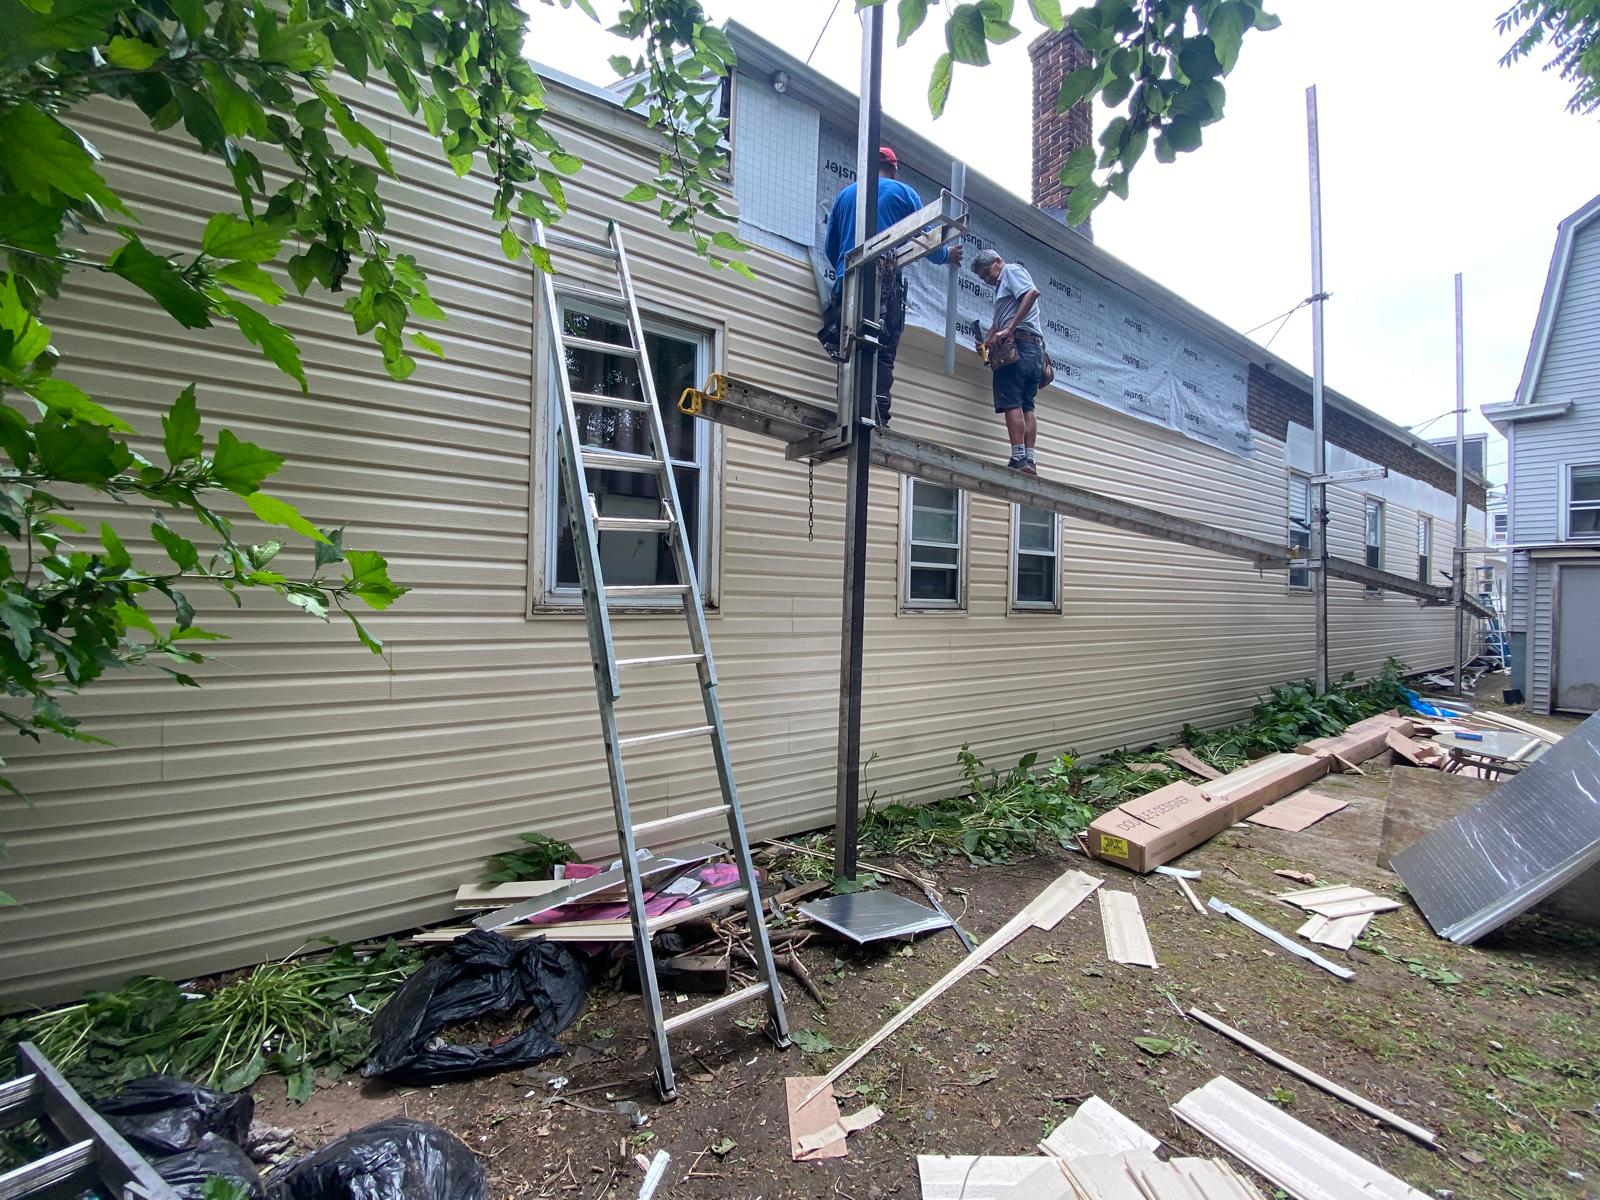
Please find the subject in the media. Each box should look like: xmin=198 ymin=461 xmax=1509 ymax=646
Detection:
xmin=1012 ymin=329 xmax=1043 ymax=344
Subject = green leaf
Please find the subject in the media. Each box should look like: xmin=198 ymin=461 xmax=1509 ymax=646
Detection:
xmin=929 ymin=51 xmax=954 ymax=116
xmin=1133 ymin=1036 xmax=1173 ymax=1056
xmin=210 ymin=429 xmax=284 ymax=494
xmin=897 ymin=0 xmax=929 ymax=45
xmin=163 ymin=384 xmax=202 ymax=466
xmin=1056 ymin=64 xmax=1103 ymax=111
xmin=346 ymin=611 xmax=385 ymax=656
xmin=1207 ymin=0 xmax=1250 ymax=72
xmin=342 ymin=549 xmax=406 ymax=610
xmin=174 ymin=87 xmax=227 ymax=155
xmin=326 ymin=93 xmax=394 ymax=176
xmin=216 ymin=261 xmax=285 ymax=305
xmin=220 ymin=300 xmax=306 ymax=391
xmin=608 ymin=54 xmax=636 ymax=77
xmin=202 ymin=214 xmax=282 ymax=263
xmin=105 ymin=35 xmax=162 ymax=69
xmin=0 ymin=889 xmax=15 ymax=906
xmin=151 ymin=522 xmax=200 ymax=571
xmin=1163 ymin=114 xmax=1203 ymax=152
xmin=1064 ymin=180 xmax=1103 ymax=226
xmin=728 ymin=260 xmax=756 ymax=282
xmin=0 ymin=191 xmax=65 ymax=255
xmin=0 ymin=104 xmax=118 ymax=208
xmin=620 ymin=183 xmax=658 ymax=204
xmin=408 ymin=330 xmax=445 ymax=358
xmin=548 ymin=151 xmax=583 ymax=175
xmin=1255 ymin=6 xmax=1282 ymax=30
xmin=711 ymin=230 xmax=747 ymax=252
xmin=946 ymin=5 xmax=990 ymax=65
xmin=329 ymin=29 xmax=370 ymax=82
xmin=244 ymin=492 xmax=328 ymax=542
xmin=1027 ymin=0 xmax=1063 ymax=31
xmin=109 ymin=236 xmax=213 ymax=329
xmin=23 ymin=378 xmax=134 ymax=432
xmin=1057 ymin=144 xmax=1096 ymax=188
xmin=35 ymin=419 xmax=128 ymax=483
xmin=313 ymin=527 xmax=346 ymax=571
xmin=500 ymin=226 xmax=523 ymax=261
xmin=1178 ymin=36 xmax=1223 ymax=81
xmin=168 ymin=0 xmax=205 ymax=37
xmin=114 ymin=600 xmax=158 ymax=635
xmin=0 ymin=0 xmax=124 ymax=69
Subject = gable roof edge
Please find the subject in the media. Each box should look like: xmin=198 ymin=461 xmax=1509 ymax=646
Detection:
xmin=1512 ymin=193 xmax=1600 ymax=407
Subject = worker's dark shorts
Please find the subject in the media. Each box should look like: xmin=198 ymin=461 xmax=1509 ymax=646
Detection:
xmin=993 ymin=337 xmax=1044 ymax=413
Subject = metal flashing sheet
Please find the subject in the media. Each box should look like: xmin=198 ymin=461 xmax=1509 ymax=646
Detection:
xmin=917 ymin=1156 xmax=1047 ymax=1199
xmin=1039 ymin=1096 xmax=1161 ymax=1160
xmin=797 ymin=890 xmax=952 ymax=943
xmin=1392 ymin=710 xmax=1600 ymax=942
xmin=1172 ymin=1076 xmax=1428 ymax=1200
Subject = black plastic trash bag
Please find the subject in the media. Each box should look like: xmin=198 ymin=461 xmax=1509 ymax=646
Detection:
xmin=155 ymin=1132 xmax=266 ymax=1200
xmin=363 ymin=930 xmax=586 ymax=1084
xmin=97 ymin=1075 xmax=254 ymax=1157
xmin=264 ymin=1119 xmax=484 ymax=1200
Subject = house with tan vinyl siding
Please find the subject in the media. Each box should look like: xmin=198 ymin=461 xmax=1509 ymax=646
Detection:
xmin=0 ymin=25 xmax=1485 ymax=1006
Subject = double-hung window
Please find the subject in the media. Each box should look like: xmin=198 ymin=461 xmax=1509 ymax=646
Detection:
xmin=903 ymin=480 xmax=965 ymax=609
xmin=1011 ymin=505 xmax=1060 ymax=611
xmin=1417 ymin=515 xmax=1432 ymax=583
xmin=1569 ymin=464 xmax=1600 ymax=539
xmin=1364 ymin=498 xmax=1385 ymax=596
xmin=1287 ymin=473 xmax=1311 ymax=589
xmin=542 ymin=303 xmax=713 ymax=606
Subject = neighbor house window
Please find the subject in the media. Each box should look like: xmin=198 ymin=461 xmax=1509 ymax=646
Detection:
xmin=903 ymin=479 xmax=965 ymax=608
xmin=1569 ymin=464 xmax=1600 ymax=539
xmin=544 ymin=303 xmax=713 ymax=604
xmin=1364 ymin=498 xmax=1384 ymax=596
xmin=1492 ymin=512 xmax=1508 ymax=542
xmin=1287 ymin=473 xmax=1311 ymax=589
xmin=1011 ymin=505 xmax=1060 ymax=610
xmin=1417 ymin=515 xmax=1432 ymax=583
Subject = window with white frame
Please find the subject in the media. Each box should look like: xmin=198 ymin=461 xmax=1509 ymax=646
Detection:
xmin=903 ymin=480 xmax=965 ymax=608
xmin=1364 ymin=498 xmax=1385 ymax=596
xmin=1287 ymin=473 xmax=1311 ymax=589
xmin=543 ymin=303 xmax=713 ymax=604
xmin=1569 ymin=464 xmax=1600 ymax=539
xmin=1417 ymin=515 xmax=1432 ymax=583
xmin=1011 ymin=504 xmax=1060 ymax=610
xmin=1492 ymin=512 xmax=1508 ymax=542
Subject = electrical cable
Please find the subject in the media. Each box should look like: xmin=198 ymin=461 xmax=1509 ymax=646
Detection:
xmin=806 ymin=0 xmax=844 ymax=64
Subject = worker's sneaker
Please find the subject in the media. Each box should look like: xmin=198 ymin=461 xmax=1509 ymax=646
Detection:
xmin=1006 ymin=454 xmax=1029 ymax=472
xmin=1020 ymin=460 xmax=1038 ymax=476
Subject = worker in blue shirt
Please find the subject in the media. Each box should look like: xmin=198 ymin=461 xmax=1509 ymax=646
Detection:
xmin=818 ymin=146 xmax=961 ymax=428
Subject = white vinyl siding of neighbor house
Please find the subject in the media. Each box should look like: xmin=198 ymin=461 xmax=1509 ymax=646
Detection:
xmin=0 ymin=76 xmax=1470 ymax=1005
xmin=1506 ymin=213 xmax=1600 ymax=709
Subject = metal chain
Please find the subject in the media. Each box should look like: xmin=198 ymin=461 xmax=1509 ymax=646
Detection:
xmin=807 ymin=457 xmax=816 ymax=542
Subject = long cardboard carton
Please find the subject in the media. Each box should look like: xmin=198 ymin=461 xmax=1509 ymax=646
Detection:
xmin=1087 ymin=782 xmax=1235 ymax=873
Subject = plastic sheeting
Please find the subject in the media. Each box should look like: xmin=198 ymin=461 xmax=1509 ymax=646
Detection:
xmin=1392 ymin=710 xmax=1600 ymax=943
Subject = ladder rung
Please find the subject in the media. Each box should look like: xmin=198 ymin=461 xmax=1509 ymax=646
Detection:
xmin=597 ymin=516 xmax=673 ymax=534
xmin=546 ymin=229 xmax=620 ymax=257
xmin=631 ymin=802 xmax=728 ymax=837
xmin=617 ymin=653 xmax=703 ymax=670
xmin=0 ymin=1073 xmax=40 ymax=1124
xmin=555 ymin=281 xmax=627 ymax=306
xmin=661 ymin=982 xmax=772 ymax=1036
xmin=617 ymin=724 xmax=715 ymax=750
xmin=0 ymin=1139 xmax=95 ymax=1198
xmin=582 ymin=448 xmax=663 ymax=474
xmin=647 ymin=886 xmax=751 ymax=934
xmin=571 ymin=391 xmax=651 ymax=411
xmin=604 ymin=584 xmax=690 ymax=599
xmin=565 ymin=334 xmax=640 ymax=357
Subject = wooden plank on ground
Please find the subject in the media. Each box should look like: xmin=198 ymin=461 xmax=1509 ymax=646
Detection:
xmin=1099 ymin=891 xmax=1158 ymax=968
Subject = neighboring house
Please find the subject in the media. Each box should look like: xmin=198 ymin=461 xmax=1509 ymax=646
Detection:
xmin=0 ymin=25 xmax=1485 ymax=1005
xmin=1485 ymin=193 xmax=1600 ymax=715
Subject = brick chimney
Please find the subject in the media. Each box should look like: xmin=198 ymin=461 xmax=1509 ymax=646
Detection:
xmin=1029 ymin=29 xmax=1094 ymax=233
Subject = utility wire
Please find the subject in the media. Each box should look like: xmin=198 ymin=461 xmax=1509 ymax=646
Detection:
xmin=807 ymin=0 xmax=844 ymax=64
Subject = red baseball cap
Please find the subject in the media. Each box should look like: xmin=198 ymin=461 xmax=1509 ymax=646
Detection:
xmin=878 ymin=146 xmax=898 ymax=167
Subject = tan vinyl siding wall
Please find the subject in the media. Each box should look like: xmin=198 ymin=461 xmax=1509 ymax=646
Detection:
xmin=0 ymin=78 xmax=1461 ymax=1006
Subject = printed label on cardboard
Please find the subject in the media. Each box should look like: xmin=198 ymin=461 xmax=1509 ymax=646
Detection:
xmin=1099 ymin=835 xmax=1130 ymax=859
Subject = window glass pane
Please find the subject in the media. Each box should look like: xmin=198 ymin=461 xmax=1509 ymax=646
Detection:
xmin=914 ymin=482 xmax=958 ymax=514
xmin=1573 ymin=507 xmax=1600 ymax=535
xmin=1572 ymin=466 xmax=1600 ymax=503
xmin=557 ymin=469 xmax=685 ymax=588
xmin=1365 ymin=504 xmax=1381 ymax=545
xmin=648 ymin=332 xmax=700 ymax=461
xmin=1288 ymin=475 xmax=1309 ymax=522
xmin=1493 ymin=513 xmax=1507 ymax=533
xmin=909 ymin=567 xmax=958 ymax=601
xmin=1016 ymin=555 xmax=1054 ymax=604
xmin=912 ymin=508 xmax=958 ymax=544
xmin=911 ymin=544 xmax=959 ymax=567
xmin=1418 ymin=519 xmax=1430 ymax=555
xmin=1018 ymin=506 xmax=1055 ymax=551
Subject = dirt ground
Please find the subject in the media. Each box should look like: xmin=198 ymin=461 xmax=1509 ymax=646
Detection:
xmin=255 ymin=693 xmax=1600 ymax=1200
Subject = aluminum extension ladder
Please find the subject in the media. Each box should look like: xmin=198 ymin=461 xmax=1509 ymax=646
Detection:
xmin=532 ymin=218 xmax=791 ymax=1100
xmin=0 ymin=1041 xmax=177 ymax=1198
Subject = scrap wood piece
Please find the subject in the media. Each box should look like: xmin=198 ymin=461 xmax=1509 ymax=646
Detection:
xmin=1243 ymin=791 xmax=1350 ymax=833
xmin=1165 ymin=746 xmax=1223 ymax=780
xmin=1187 ymin=1009 xmax=1435 ymax=1145
xmin=1296 ymin=912 xmax=1372 ymax=951
xmin=1386 ymin=729 xmax=1444 ymax=767
xmin=1304 ymin=895 xmax=1400 ymax=920
xmin=1171 ymin=874 xmax=1205 ymax=915
xmin=1273 ymin=869 xmax=1318 ymax=885
xmin=1057 ymin=1151 xmax=1160 ymax=1200
xmin=1099 ymin=891 xmax=1158 ymax=968
xmin=1206 ymin=898 xmax=1354 ymax=981
xmin=1039 ymin=1095 xmax=1161 ymax=1160
xmin=795 ymin=869 xmax=1103 ymax=1108
xmin=794 ymin=1103 xmax=882 ymax=1158
xmin=1274 ymin=884 xmax=1370 ymax=908
xmin=1133 ymin=1158 xmax=1266 ymax=1200
xmin=636 ymin=1150 xmax=670 ymax=1200
xmin=1153 ymin=865 xmax=1202 ymax=880
xmin=1172 ymin=1075 xmax=1431 ymax=1199
xmin=917 ymin=1156 xmax=1048 ymax=1199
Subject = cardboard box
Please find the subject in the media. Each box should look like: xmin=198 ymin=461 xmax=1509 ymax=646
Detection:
xmin=1201 ymin=752 xmax=1332 ymax=821
xmin=1297 ymin=714 xmax=1414 ymax=765
xmin=1087 ymin=782 xmax=1234 ymax=873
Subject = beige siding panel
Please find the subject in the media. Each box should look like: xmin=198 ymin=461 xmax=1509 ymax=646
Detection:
xmin=0 ymin=79 xmax=1464 ymax=1004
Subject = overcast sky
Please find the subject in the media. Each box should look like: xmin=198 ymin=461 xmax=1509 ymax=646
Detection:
xmin=535 ymin=1 xmax=1600 ymax=484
